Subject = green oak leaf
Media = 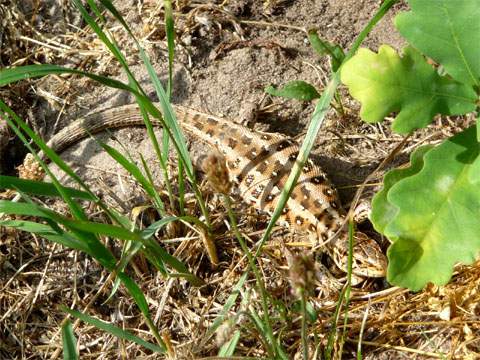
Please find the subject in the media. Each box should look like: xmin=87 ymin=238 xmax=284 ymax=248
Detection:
xmin=265 ymin=80 xmax=321 ymax=101
xmin=370 ymin=144 xmax=433 ymax=235
xmin=383 ymin=126 xmax=480 ymax=291
xmin=396 ymin=0 xmax=480 ymax=87
xmin=469 ymin=157 xmax=480 ymax=184
xmin=340 ymin=45 xmax=476 ymax=133
xmin=478 ymin=116 xmax=480 ymax=142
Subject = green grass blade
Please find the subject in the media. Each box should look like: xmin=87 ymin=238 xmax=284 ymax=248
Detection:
xmin=74 ymin=1 xmax=211 ymax=230
xmin=0 ymin=219 xmax=90 ymax=253
xmin=0 ymin=67 xmax=163 ymax=128
xmin=75 ymin=0 xmax=204 ymax=227
xmin=24 ymin=199 xmax=119 ymax=269
xmin=245 ymin=308 xmax=286 ymax=358
xmin=152 ymin=0 xmax=177 ymax=208
xmin=97 ymin=141 xmax=165 ymax=211
xmin=223 ymin=195 xmax=279 ymax=356
xmin=62 ymin=320 xmax=78 ymax=360
xmin=0 ymin=64 xmax=139 ymax=95
xmin=140 ymin=215 xmax=181 ymax=238
xmin=1 ymin=59 xmax=167 ymax=350
xmin=142 ymin=239 xmax=186 ymax=271
xmin=255 ymin=76 xmax=337 ymax=254
xmin=59 ymin=218 xmax=144 ymax=241
xmin=115 ymin=270 xmax=151 ymax=315
xmin=139 ymin=154 xmax=166 ymax=212
xmin=0 ymin=176 xmax=93 ymax=200
xmin=0 ymin=64 xmax=84 ymax=85
xmin=96 ymin=0 xmax=187 ymax=173
xmin=3 ymin=108 xmax=87 ymax=222
xmin=113 ymin=270 xmax=165 ymax=348
xmin=338 ymin=221 xmax=355 ymax=358
xmin=141 ymin=216 xmax=199 ymax=278
xmin=43 ymin=210 xmax=201 ymax=283
xmin=2 ymin=94 xmax=123 ymax=227
xmin=98 ymin=0 xmax=193 ymax=178
xmin=0 ymin=199 xmax=52 ymax=217
xmin=62 ymin=229 xmax=117 ymax=268
xmin=62 ymin=307 xmax=165 ymax=353
xmin=75 ymin=0 xmax=170 ymax=193
xmin=74 ymin=0 xmax=146 ymax=97
xmin=249 ymin=308 xmax=266 ymax=334
xmin=79 ymin=1 xmax=172 ymax=190
xmin=2 ymin=97 xmax=150 ymax=230
xmin=1 ymin=195 xmax=161 ymax=351
xmin=164 ymin=0 xmax=175 ymax=98
xmin=84 ymin=0 xmax=176 ymax=207
xmin=141 ymin=250 xmax=169 ymax=276
xmin=50 ymin=227 xmax=162 ymax=347
xmin=255 ymin=0 xmax=399 ymax=255
xmin=106 ymin=240 xmax=144 ymax=303
xmin=30 ymin=200 xmax=201 ymax=283
xmin=325 ymin=286 xmax=346 ymax=360
xmin=17 ymin=200 xmax=137 ymax=244
xmin=218 ymin=330 xmax=241 ymax=356
xmin=202 ymin=272 xmax=248 ymax=344
xmin=4 ymin=189 xmax=119 ymax=270
xmin=167 ymin=272 xmax=204 ymax=285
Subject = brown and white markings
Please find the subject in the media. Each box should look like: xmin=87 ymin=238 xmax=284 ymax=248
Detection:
xmin=45 ymin=103 xmax=387 ymax=278
xmin=175 ymin=106 xmax=387 ymax=278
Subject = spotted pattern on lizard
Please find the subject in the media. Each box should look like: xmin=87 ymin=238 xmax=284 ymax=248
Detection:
xmin=44 ymin=103 xmax=387 ymax=278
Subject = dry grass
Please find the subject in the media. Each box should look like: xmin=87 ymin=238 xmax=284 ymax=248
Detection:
xmin=1 ymin=1 xmax=479 ymax=359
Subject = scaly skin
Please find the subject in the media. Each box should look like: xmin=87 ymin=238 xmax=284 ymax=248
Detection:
xmin=43 ymin=103 xmax=387 ymax=278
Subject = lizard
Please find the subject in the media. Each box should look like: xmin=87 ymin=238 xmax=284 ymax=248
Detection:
xmin=42 ymin=103 xmax=387 ymax=278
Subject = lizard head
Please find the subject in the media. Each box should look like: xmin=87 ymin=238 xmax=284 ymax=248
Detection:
xmin=324 ymin=228 xmax=388 ymax=278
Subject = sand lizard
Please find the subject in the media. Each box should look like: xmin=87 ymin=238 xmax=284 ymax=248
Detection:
xmin=44 ymin=103 xmax=387 ymax=278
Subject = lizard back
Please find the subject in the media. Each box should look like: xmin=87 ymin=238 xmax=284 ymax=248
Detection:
xmin=174 ymin=106 xmax=345 ymax=240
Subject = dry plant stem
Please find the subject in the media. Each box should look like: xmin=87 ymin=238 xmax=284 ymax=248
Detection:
xmin=338 ymin=221 xmax=355 ymax=357
xmin=177 ymin=161 xmax=186 ymax=216
xmin=4 ymin=108 xmax=166 ymax=351
xmin=346 ymin=134 xmax=411 ymax=222
xmin=140 ymin=155 xmax=167 ymax=212
xmin=157 ymin=148 xmax=176 ymax=211
xmin=325 ymin=285 xmax=347 ymax=360
xmin=0 ymin=257 xmax=37 ymax=296
xmin=49 ymin=271 xmax=117 ymax=359
xmin=197 ymin=357 xmax=262 ymax=360
xmin=345 ymin=339 xmax=445 ymax=358
xmin=299 ymin=287 xmax=308 ymax=360
xmin=32 ymin=244 xmax=57 ymax=305
xmin=221 ymin=193 xmax=277 ymax=358
xmin=49 ymin=268 xmax=165 ymax=359
xmin=357 ymin=299 xmax=371 ymax=359
xmin=154 ymin=277 xmax=175 ymax=323
xmin=239 ymin=19 xmax=305 ymax=32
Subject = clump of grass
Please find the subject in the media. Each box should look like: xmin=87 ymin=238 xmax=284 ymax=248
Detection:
xmin=1 ymin=0 xmax=208 ymax=355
